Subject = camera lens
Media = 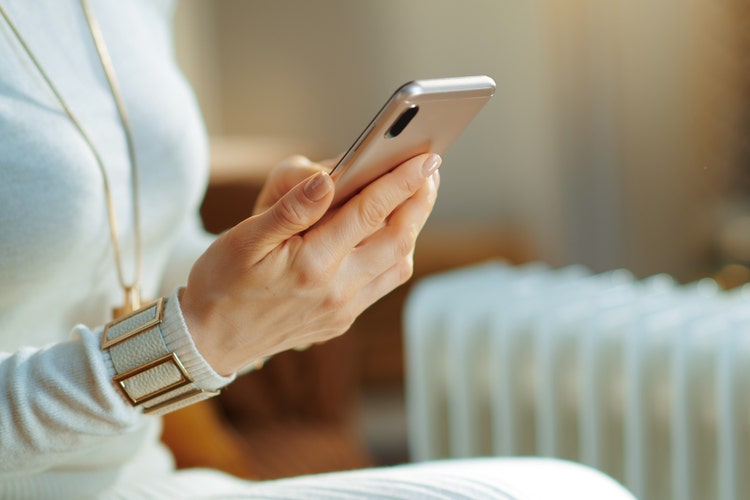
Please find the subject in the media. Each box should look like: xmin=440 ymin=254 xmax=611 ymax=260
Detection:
xmin=386 ymin=105 xmax=419 ymax=138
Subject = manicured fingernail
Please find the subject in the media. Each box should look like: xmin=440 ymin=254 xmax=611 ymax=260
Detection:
xmin=422 ymin=154 xmax=442 ymax=177
xmin=304 ymin=172 xmax=332 ymax=201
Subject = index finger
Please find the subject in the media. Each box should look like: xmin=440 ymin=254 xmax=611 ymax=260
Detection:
xmin=309 ymin=153 xmax=441 ymax=258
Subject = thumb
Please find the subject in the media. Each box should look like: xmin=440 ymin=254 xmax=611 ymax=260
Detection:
xmin=248 ymin=171 xmax=334 ymax=251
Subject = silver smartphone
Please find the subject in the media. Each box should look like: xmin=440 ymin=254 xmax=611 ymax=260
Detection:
xmin=329 ymin=75 xmax=496 ymax=207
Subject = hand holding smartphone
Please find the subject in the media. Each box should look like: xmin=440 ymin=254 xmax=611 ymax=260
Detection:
xmin=329 ymin=75 xmax=496 ymax=207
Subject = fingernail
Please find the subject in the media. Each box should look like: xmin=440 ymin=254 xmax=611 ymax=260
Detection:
xmin=304 ymin=172 xmax=332 ymax=201
xmin=422 ymin=154 xmax=442 ymax=177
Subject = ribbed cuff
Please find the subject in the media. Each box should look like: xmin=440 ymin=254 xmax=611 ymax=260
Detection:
xmin=159 ymin=287 xmax=235 ymax=391
xmin=101 ymin=340 xmax=116 ymax=379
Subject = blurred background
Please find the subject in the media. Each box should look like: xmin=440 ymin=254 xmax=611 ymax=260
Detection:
xmin=165 ymin=0 xmax=750 ymax=483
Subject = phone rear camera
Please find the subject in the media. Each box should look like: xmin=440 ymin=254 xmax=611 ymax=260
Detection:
xmin=386 ymin=105 xmax=419 ymax=138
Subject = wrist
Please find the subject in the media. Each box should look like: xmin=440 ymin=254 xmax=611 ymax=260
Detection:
xmin=100 ymin=293 xmax=231 ymax=415
xmin=162 ymin=288 xmax=236 ymax=386
xmin=178 ymin=287 xmax=247 ymax=377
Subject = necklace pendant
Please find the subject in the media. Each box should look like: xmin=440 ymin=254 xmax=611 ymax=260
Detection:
xmin=112 ymin=286 xmax=142 ymax=319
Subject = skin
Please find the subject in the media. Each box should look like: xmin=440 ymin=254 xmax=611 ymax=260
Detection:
xmin=181 ymin=153 xmax=441 ymax=376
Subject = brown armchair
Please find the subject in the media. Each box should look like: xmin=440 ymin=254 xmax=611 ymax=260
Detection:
xmin=161 ymin=332 xmax=372 ymax=480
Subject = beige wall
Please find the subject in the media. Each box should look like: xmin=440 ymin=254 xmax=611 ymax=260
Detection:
xmin=175 ymin=0 xmax=746 ymax=281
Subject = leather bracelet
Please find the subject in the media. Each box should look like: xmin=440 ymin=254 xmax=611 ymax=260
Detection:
xmin=102 ymin=297 xmax=220 ymax=415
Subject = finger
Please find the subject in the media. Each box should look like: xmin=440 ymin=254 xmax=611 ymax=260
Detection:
xmin=359 ymin=168 xmax=440 ymax=246
xmin=342 ymin=172 xmax=439 ymax=289
xmin=381 ymin=169 xmax=439 ymax=241
xmin=317 ymin=153 xmax=441 ymax=259
xmin=243 ymin=171 xmax=334 ymax=254
xmin=348 ymin=256 xmax=417 ymax=318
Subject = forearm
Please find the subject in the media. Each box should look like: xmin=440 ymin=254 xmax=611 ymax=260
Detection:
xmin=0 ymin=327 xmax=138 ymax=473
xmin=0 ymin=289 xmax=233 ymax=474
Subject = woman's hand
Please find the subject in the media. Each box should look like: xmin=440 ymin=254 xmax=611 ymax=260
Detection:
xmin=181 ymin=153 xmax=441 ymax=376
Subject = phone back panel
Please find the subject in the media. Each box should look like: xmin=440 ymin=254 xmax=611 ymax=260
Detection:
xmin=330 ymin=76 xmax=496 ymax=207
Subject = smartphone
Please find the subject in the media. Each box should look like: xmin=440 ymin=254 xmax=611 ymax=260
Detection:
xmin=329 ymin=75 xmax=496 ymax=207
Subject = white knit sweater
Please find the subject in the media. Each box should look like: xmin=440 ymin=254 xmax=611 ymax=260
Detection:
xmin=0 ymin=1 xmax=233 ymax=497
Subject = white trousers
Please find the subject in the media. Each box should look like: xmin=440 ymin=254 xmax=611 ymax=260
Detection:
xmin=116 ymin=457 xmax=636 ymax=499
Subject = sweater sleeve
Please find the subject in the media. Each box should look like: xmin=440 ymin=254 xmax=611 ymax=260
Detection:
xmin=0 ymin=288 xmax=234 ymax=475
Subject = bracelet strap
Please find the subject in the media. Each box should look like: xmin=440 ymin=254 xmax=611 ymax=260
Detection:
xmin=102 ymin=297 xmax=220 ymax=415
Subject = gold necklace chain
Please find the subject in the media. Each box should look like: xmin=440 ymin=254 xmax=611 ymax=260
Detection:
xmin=0 ymin=0 xmax=143 ymax=317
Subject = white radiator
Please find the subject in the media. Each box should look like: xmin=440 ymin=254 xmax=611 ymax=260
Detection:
xmin=404 ymin=261 xmax=750 ymax=500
